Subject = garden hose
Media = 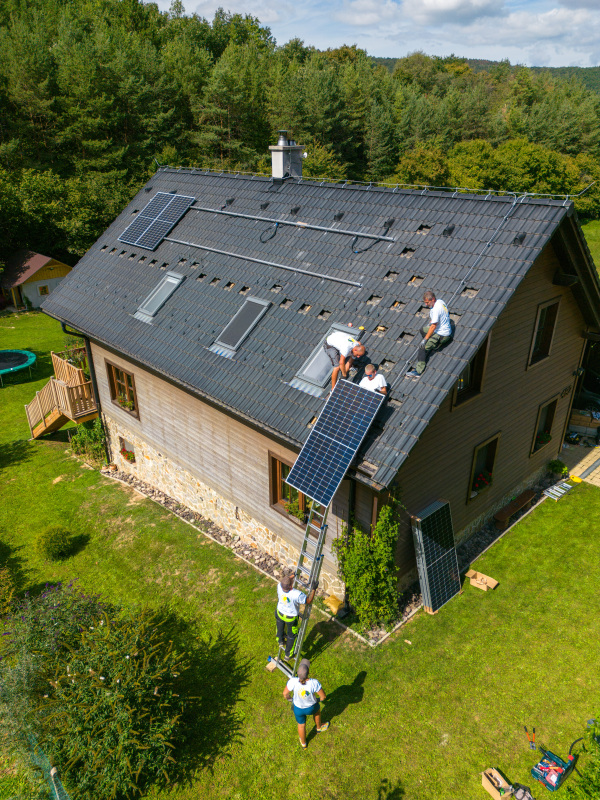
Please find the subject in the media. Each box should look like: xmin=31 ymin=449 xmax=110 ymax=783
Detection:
xmin=569 ymin=736 xmax=585 ymax=777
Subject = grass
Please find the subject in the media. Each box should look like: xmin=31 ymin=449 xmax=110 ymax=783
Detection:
xmin=582 ymin=219 xmax=600 ymax=267
xmin=1 ymin=311 xmax=600 ymax=799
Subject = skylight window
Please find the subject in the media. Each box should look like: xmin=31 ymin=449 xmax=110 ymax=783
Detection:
xmin=290 ymin=323 xmax=363 ymax=397
xmin=209 ymin=297 xmax=271 ymax=359
xmin=133 ymin=271 xmax=184 ymax=324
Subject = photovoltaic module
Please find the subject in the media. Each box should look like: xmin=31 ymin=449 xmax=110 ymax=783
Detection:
xmin=411 ymin=500 xmax=461 ymax=613
xmin=285 ymin=380 xmax=384 ymax=507
xmin=118 ymin=192 xmax=195 ymax=250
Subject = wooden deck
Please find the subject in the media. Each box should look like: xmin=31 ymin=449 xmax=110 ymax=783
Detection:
xmin=25 ymin=349 xmax=98 ymax=438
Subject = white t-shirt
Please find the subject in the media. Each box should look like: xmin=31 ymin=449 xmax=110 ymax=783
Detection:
xmin=359 ymin=373 xmax=387 ymax=393
xmin=326 ymin=331 xmax=359 ymax=358
xmin=429 ymin=299 xmax=452 ymax=336
xmin=277 ymin=583 xmax=307 ymax=618
xmin=287 ymin=677 xmax=322 ymax=708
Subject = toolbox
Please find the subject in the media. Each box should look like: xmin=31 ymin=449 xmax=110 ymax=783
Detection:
xmin=531 ymin=749 xmax=575 ymax=791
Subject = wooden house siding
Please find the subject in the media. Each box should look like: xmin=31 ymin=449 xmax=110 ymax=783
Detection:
xmin=91 ymin=342 xmax=357 ymax=578
xmin=393 ymin=240 xmax=586 ymax=576
xmin=23 ymin=260 xmax=71 ymax=283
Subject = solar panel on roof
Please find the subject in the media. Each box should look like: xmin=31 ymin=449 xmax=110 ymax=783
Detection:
xmin=286 ymin=380 xmax=384 ymax=507
xmin=411 ymin=500 xmax=461 ymax=613
xmin=119 ymin=192 xmax=195 ymax=250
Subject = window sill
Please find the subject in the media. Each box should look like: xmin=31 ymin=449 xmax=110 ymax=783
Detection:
xmin=527 ymin=354 xmax=550 ymax=370
xmin=271 ymin=503 xmax=306 ymax=528
xmin=452 ymin=389 xmax=482 ymax=410
xmin=531 ymin=438 xmax=552 ymax=456
xmin=467 ymin=484 xmax=492 ymax=504
xmin=112 ymin=400 xmax=140 ymax=420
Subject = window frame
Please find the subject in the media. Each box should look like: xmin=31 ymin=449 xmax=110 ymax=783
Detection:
xmin=269 ymin=453 xmax=307 ymax=525
xmin=528 ymin=297 xmax=561 ymax=368
xmin=530 ymin=394 xmax=559 ymax=456
xmin=452 ymin=335 xmax=490 ymax=408
xmin=133 ymin=271 xmax=185 ymax=324
xmin=106 ymin=360 xmax=140 ymax=419
xmin=38 ymin=285 xmax=50 ymax=296
xmin=291 ymin=322 xmax=363 ymax=396
xmin=467 ymin=432 xmax=501 ymax=503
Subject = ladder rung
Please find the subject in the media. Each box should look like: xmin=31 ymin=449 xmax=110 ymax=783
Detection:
xmin=296 ymin=578 xmax=310 ymax=590
xmin=309 ymin=522 xmax=322 ymax=531
xmin=300 ymin=552 xmax=313 ymax=562
xmin=297 ymin=564 xmax=311 ymax=576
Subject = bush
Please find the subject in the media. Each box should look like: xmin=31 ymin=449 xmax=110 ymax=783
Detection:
xmin=35 ymin=526 xmax=73 ymax=561
xmin=565 ymin=740 xmax=600 ymax=798
xmin=333 ymin=503 xmax=400 ymax=628
xmin=69 ymin=418 xmax=106 ymax=464
xmin=548 ymin=458 xmax=568 ymax=476
xmin=0 ymin=584 xmax=194 ymax=800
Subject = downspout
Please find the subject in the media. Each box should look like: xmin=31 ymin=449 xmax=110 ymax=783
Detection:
xmin=61 ymin=322 xmax=110 ymax=463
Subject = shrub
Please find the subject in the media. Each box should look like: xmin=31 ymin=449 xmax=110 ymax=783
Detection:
xmin=35 ymin=526 xmax=73 ymax=561
xmin=565 ymin=740 xmax=600 ymax=798
xmin=284 ymin=497 xmax=305 ymax=522
xmin=548 ymin=458 xmax=568 ymax=476
xmin=333 ymin=503 xmax=400 ymax=628
xmin=69 ymin=418 xmax=106 ymax=464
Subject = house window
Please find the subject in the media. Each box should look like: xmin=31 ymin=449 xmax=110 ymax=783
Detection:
xmin=106 ymin=362 xmax=139 ymax=417
xmin=270 ymin=455 xmax=307 ymax=521
xmin=38 ymin=285 xmax=50 ymax=296
xmin=529 ymin=299 xmax=560 ymax=366
xmin=469 ymin=434 xmax=500 ymax=500
xmin=532 ymin=396 xmax=558 ymax=454
xmin=454 ymin=336 xmax=489 ymax=406
xmin=119 ymin=437 xmax=136 ymax=463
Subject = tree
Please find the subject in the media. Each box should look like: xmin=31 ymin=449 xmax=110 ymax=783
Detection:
xmin=393 ymin=145 xmax=449 ymax=187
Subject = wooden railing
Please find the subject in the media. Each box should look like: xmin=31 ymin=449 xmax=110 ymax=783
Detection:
xmin=51 ymin=349 xmax=87 ymax=387
xmin=25 ymin=378 xmax=96 ymax=434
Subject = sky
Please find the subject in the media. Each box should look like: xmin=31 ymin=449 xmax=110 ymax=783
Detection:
xmin=154 ymin=0 xmax=600 ymax=68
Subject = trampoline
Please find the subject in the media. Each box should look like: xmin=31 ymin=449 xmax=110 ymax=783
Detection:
xmin=0 ymin=349 xmax=37 ymax=386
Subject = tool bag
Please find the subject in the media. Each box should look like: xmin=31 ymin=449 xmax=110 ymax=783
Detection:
xmin=513 ymin=785 xmax=535 ymax=800
xmin=531 ymin=749 xmax=575 ymax=791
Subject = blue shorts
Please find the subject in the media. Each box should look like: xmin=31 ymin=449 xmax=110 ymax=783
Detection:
xmin=293 ymin=701 xmax=320 ymax=724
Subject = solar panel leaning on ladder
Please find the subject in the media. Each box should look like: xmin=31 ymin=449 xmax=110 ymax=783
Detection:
xmin=271 ymin=500 xmax=329 ymax=679
xmin=270 ymin=381 xmax=385 ymax=678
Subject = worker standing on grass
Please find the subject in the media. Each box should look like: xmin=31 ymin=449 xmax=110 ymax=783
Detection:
xmin=359 ymin=364 xmax=387 ymax=395
xmin=276 ymin=574 xmax=318 ymax=659
xmin=324 ymin=330 xmax=366 ymax=391
xmin=406 ymin=290 xmax=453 ymax=379
xmin=283 ymin=658 xmax=329 ymax=749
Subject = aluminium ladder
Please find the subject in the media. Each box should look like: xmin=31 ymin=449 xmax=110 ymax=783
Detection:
xmin=271 ymin=500 xmax=329 ymax=678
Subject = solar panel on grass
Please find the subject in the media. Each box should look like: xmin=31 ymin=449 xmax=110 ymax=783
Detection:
xmin=119 ymin=192 xmax=195 ymax=250
xmin=285 ymin=380 xmax=384 ymax=507
xmin=411 ymin=500 xmax=461 ymax=613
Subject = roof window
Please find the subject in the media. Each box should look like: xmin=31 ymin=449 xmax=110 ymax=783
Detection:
xmin=290 ymin=323 xmax=364 ymax=397
xmin=209 ymin=297 xmax=271 ymax=359
xmin=134 ymin=271 xmax=185 ymax=324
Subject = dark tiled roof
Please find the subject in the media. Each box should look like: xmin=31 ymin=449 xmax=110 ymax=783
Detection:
xmin=43 ymin=169 xmax=572 ymax=488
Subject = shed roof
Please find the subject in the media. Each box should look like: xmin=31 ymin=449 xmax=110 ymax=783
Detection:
xmin=1 ymin=251 xmax=56 ymax=288
xmin=42 ymin=169 xmax=598 ymax=489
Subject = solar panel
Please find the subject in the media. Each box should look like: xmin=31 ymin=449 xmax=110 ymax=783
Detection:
xmin=119 ymin=192 xmax=195 ymax=250
xmin=411 ymin=500 xmax=461 ymax=613
xmin=286 ymin=380 xmax=384 ymax=507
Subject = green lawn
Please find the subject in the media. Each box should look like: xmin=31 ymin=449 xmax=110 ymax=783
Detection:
xmin=1 ymin=312 xmax=599 ymax=800
xmin=582 ymin=219 xmax=600 ymax=267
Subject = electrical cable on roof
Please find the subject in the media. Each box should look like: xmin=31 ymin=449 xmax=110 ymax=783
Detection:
xmin=164 ymin=235 xmax=363 ymax=287
xmin=260 ymin=222 xmax=279 ymax=243
xmin=351 ymin=219 xmax=395 ymax=254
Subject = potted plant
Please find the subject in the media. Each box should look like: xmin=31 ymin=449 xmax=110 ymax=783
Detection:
xmin=548 ymin=458 xmax=568 ymax=480
xmin=120 ymin=446 xmax=135 ymax=463
xmin=535 ymin=431 xmax=552 ymax=450
xmin=117 ymin=396 xmax=135 ymax=411
xmin=472 ymin=469 xmax=492 ymax=496
xmin=284 ymin=497 xmax=306 ymax=523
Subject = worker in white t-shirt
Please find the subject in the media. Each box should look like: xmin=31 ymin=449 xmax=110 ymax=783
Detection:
xmin=324 ymin=329 xmax=366 ymax=391
xmin=276 ymin=574 xmax=317 ymax=659
xmin=406 ymin=290 xmax=453 ymax=379
xmin=359 ymin=364 xmax=387 ymax=395
xmin=283 ymin=658 xmax=329 ymax=749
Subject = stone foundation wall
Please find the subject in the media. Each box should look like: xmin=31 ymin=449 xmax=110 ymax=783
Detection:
xmin=104 ymin=413 xmax=344 ymax=597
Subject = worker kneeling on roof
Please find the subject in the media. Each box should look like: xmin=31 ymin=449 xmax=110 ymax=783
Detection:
xmin=276 ymin=573 xmax=317 ymax=660
xmin=359 ymin=364 xmax=387 ymax=395
xmin=324 ymin=330 xmax=366 ymax=392
xmin=406 ymin=290 xmax=452 ymax=379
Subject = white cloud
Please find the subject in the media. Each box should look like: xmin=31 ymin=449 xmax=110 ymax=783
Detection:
xmin=334 ymin=0 xmax=400 ymax=27
xmin=402 ymin=0 xmax=504 ymax=25
xmin=558 ymin=0 xmax=600 ymax=7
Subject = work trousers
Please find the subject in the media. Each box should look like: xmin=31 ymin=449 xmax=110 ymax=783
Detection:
xmin=416 ymin=324 xmax=452 ymax=375
xmin=275 ymin=608 xmax=299 ymax=657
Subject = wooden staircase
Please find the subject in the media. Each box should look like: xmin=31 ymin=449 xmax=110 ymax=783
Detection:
xmin=25 ymin=350 xmax=98 ymax=439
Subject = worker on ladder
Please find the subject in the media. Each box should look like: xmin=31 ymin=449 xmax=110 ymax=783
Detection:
xmin=276 ymin=574 xmax=318 ymax=660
